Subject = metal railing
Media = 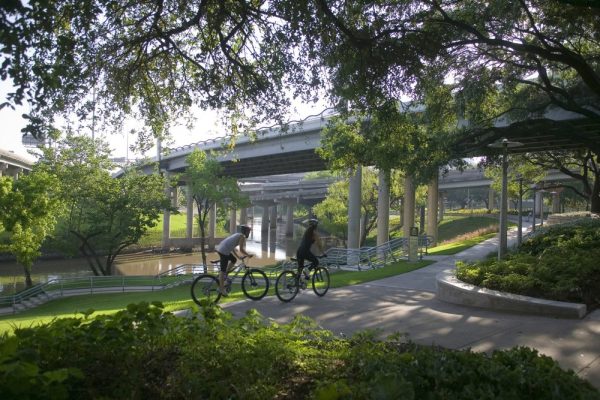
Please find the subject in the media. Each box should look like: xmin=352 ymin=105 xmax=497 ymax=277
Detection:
xmin=324 ymin=235 xmax=433 ymax=271
xmin=0 ymin=236 xmax=434 ymax=314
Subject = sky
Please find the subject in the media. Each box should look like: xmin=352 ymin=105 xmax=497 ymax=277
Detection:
xmin=0 ymin=80 xmax=329 ymax=163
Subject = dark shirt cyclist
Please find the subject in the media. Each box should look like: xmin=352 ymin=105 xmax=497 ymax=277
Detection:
xmin=296 ymin=219 xmax=325 ymax=278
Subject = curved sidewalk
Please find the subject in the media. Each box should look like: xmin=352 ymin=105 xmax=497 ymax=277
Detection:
xmin=220 ymin=230 xmax=600 ymax=389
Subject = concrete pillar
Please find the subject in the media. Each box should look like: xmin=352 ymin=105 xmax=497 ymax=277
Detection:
xmin=261 ymin=206 xmax=269 ymax=232
xmin=347 ymin=166 xmax=362 ymax=249
xmin=403 ymin=175 xmax=416 ymax=238
xmin=285 ymin=201 xmax=295 ymax=237
xmin=439 ymin=192 xmax=445 ymax=221
xmin=229 ymin=208 xmax=237 ymax=234
xmin=240 ymin=207 xmax=248 ymax=225
xmin=376 ymin=170 xmax=390 ymax=246
xmin=269 ymin=205 xmax=277 ymax=229
xmin=427 ymin=174 xmax=439 ymax=246
xmin=0 ymin=163 xmax=7 ymax=177
xmin=208 ymin=203 xmax=216 ymax=250
xmin=488 ymin=188 xmax=496 ymax=210
xmin=552 ymin=192 xmax=560 ymax=214
xmin=535 ymin=191 xmax=544 ymax=217
xmin=162 ymin=174 xmax=172 ymax=251
xmin=186 ymin=185 xmax=194 ymax=240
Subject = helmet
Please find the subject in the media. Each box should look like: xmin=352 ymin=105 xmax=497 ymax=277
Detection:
xmin=307 ymin=219 xmax=319 ymax=227
xmin=239 ymin=225 xmax=252 ymax=237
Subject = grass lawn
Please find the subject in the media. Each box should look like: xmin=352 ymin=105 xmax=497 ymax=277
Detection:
xmin=0 ymin=259 xmax=432 ymax=335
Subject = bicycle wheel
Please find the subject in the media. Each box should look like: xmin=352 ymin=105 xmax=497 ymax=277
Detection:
xmin=241 ymin=269 xmax=270 ymax=300
xmin=311 ymin=267 xmax=330 ymax=297
xmin=190 ymin=274 xmax=221 ymax=306
xmin=275 ymin=270 xmax=299 ymax=302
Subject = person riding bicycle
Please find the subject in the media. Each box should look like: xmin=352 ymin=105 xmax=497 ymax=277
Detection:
xmin=216 ymin=225 xmax=253 ymax=296
xmin=296 ymin=219 xmax=325 ymax=279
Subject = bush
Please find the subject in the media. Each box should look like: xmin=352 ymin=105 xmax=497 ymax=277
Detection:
xmin=0 ymin=303 xmax=598 ymax=399
xmin=456 ymin=218 xmax=600 ymax=309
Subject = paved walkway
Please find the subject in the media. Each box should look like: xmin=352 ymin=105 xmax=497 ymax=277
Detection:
xmin=218 ymin=228 xmax=600 ymax=389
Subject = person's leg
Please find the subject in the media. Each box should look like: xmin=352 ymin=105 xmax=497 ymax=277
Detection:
xmin=218 ymin=253 xmax=229 ymax=294
xmin=296 ymin=250 xmax=305 ymax=276
xmin=306 ymin=252 xmax=319 ymax=270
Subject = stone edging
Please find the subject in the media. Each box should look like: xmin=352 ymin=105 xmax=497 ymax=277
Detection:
xmin=436 ymin=271 xmax=587 ymax=319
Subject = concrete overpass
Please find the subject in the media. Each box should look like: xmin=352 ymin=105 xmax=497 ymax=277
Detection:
xmin=0 ymin=149 xmax=33 ymax=178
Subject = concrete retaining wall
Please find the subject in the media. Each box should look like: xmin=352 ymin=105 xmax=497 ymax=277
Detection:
xmin=436 ymin=272 xmax=586 ymax=319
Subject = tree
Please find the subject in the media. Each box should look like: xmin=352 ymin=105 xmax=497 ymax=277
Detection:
xmin=484 ymin=150 xmax=600 ymax=213
xmin=185 ymin=149 xmax=249 ymax=267
xmin=37 ymin=135 xmax=172 ymax=275
xmin=0 ymin=172 xmax=63 ymax=287
xmin=313 ymin=168 xmax=404 ymax=246
xmin=1 ymin=0 xmax=317 ymax=146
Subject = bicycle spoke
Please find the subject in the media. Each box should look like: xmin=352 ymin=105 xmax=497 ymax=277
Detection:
xmin=190 ymin=274 xmax=221 ymax=305
xmin=275 ymin=270 xmax=299 ymax=302
xmin=242 ymin=269 xmax=269 ymax=300
xmin=312 ymin=267 xmax=330 ymax=297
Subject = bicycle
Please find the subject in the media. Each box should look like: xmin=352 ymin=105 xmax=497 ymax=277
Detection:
xmin=274 ymin=256 xmax=330 ymax=302
xmin=190 ymin=255 xmax=269 ymax=305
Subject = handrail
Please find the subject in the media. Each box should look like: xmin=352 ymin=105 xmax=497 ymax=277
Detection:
xmin=1 ymin=236 xmax=434 ymax=314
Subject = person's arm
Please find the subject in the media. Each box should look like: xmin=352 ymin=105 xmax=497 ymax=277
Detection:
xmin=237 ymin=235 xmax=252 ymax=258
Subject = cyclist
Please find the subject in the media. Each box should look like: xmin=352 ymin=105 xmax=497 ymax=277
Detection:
xmin=296 ymin=219 xmax=325 ymax=279
xmin=216 ymin=225 xmax=253 ymax=296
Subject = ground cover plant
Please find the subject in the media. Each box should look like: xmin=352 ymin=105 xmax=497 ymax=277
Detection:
xmin=1 ymin=302 xmax=597 ymax=399
xmin=457 ymin=218 xmax=600 ymax=309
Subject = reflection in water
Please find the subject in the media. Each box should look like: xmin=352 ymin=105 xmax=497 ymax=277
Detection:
xmin=0 ymin=218 xmax=304 ymax=294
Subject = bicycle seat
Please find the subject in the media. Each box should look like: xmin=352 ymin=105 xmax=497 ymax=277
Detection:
xmin=210 ymin=260 xmax=220 ymax=264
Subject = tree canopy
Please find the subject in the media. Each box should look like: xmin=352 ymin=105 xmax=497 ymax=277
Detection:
xmin=37 ymin=135 xmax=172 ymax=275
xmin=185 ymin=148 xmax=249 ymax=267
xmin=3 ymin=0 xmax=599 ymax=159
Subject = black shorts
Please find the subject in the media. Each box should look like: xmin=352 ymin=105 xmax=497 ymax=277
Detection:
xmin=218 ymin=252 xmax=236 ymax=272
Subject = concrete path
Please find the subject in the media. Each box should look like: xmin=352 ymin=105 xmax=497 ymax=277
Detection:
xmin=219 ymin=229 xmax=600 ymax=389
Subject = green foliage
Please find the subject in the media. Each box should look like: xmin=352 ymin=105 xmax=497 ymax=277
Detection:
xmin=0 ymin=172 xmax=64 ymax=286
xmin=185 ymin=149 xmax=250 ymax=265
xmin=1 ymin=303 xmax=597 ymax=399
xmin=457 ymin=218 xmax=600 ymax=308
xmin=313 ymin=168 xmax=404 ymax=245
xmin=37 ymin=135 xmax=172 ymax=275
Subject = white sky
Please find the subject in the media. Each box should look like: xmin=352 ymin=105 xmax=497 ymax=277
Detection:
xmin=0 ymin=78 xmax=330 ymax=162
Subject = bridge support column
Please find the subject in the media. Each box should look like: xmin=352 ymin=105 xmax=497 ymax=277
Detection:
xmin=439 ymin=191 xmax=445 ymax=221
xmin=162 ymin=175 xmax=172 ymax=251
xmin=240 ymin=207 xmax=248 ymax=225
xmin=269 ymin=205 xmax=278 ymax=230
xmin=552 ymin=191 xmax=560 ymax=214
xmin=535 ymin=191 xmax=544 ymax=217
xmin=0 ymin=163 xmax=6 ymax=177
xmin=403 ymin=175 xmax=416 ymax=238
xmin=348 ymin=166 xmax=362 ymax=250
xmin=282 ymin=200 xmax=297 ymax=237
xmin=261 ymin=206 xmax=269 ymax=232
xmin=229 ymin=208 xmax=237 ymax=234
xmin=488 ymin=188 xmax=496 ymax=210
xmin=207 ymin=203 xmax=216 ymax=250
xmin=427 ymin=174 xmax=439 ymax=246
xmin=186 ymin=185 xmax=194 ymax=247
xmin=376 ymin=170 xmax=390 ymax=247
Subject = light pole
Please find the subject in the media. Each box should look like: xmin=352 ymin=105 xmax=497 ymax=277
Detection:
xmin=488 ymin=138 xmax=522 ymax=260
xmin=517 ymin=174 xmax=524 ymax=246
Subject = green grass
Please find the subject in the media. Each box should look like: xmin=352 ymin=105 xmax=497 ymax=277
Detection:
xmin=427 ymin=233 xmax=497 ymax=255
xmin=0 ymin=259 xmax=432 ymax=335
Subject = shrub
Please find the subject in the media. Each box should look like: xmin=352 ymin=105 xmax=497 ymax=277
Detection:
xmin=0 ymin=303 xmax=598 ymax=399
xmin=456 ymin=219 xmax=600 ymax=309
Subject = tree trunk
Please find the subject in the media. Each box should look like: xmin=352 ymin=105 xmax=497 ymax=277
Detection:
xmin=23 ymin=265 xmax=33 ymax=288
xmin=591 ymin=178 xmax=600 ymax=214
